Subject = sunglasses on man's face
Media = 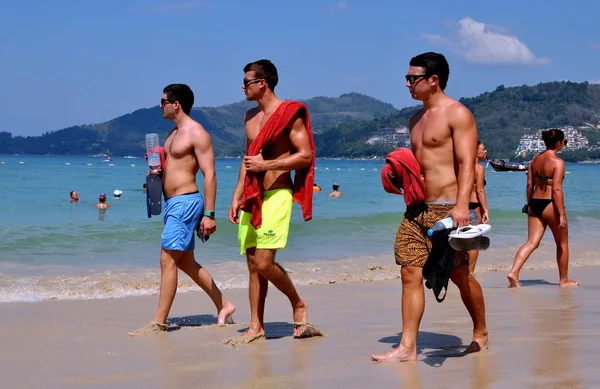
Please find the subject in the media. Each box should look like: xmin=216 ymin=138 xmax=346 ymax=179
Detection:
xmin=243 ymin=78 xmax=263 ymax=87
xmin=405 ymin=74 xmax=429 ymax=85
xmin=160 ymin=98 xmax=174 ymax=106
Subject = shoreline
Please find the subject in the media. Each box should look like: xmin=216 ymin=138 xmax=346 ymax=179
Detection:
xmin=2 ymin=242 xmax=599 ymax=304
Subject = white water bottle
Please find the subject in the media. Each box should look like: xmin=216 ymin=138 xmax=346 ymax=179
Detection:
xmin=145 ymin=133 xmax=161 ymax=172
xmin=427 ymin=217 xmax=453 ymax=236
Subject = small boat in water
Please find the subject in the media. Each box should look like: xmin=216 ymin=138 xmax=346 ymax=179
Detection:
xmin=488 ymin=159 xmax=527 ymax=172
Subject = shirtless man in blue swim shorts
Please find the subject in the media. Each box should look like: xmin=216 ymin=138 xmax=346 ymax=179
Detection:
xmin=129 ymin=84 xmax=235 ymax=336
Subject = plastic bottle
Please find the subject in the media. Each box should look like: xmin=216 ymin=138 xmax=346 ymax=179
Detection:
xmin=427 ymin=217 xmax=453 ymax=236
xmin=145 ymin=133 xmax=161 ymax=172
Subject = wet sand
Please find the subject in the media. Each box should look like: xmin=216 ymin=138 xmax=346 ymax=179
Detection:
xmin=1 ymin=266 xmax=599 ymax=388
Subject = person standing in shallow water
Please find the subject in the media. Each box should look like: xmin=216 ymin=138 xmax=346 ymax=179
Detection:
xmin=508 ymin=129 xmax=579 ymax=288
xmin=371 ymin=52 xmax=488 ymax=362
xmin=468 ymin=141 xmax=489 ymax=275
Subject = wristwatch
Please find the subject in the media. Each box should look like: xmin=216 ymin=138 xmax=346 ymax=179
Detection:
xmin=203 ymin=210 xmax=215 ymax=218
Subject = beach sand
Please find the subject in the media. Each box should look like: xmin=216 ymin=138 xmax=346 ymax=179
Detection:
xmin=1 ymin=265 xmax=598 ymax=389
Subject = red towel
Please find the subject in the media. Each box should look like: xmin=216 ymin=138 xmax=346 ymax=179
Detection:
xmin=241 ymin=101 xmax=315 ymax=229
xmin=381 ymin=147 xmax=426 ymax=207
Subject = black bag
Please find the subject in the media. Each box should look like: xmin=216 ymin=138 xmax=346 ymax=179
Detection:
xmin=521 ymin=204 xmax=529 ymax=214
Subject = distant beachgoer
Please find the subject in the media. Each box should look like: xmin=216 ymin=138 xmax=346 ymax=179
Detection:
xmin=95 ymin=193 xmax=110 ymax=209
xmin=328 ymin=184 xmax=343 ymax=198
xmin=371 ymin=52 xmax=488 ymax=362
xmin=143 ymin=183 xmax=147 ymax=192
xmin=228 ymin=59 xmax=321 ymax=343
xmin=313 ymin=183 xmax=322 ymax=192
xmin=468 ymin=141 xmax=490 ymax=275
xmin=129 ymin=84 xmax=235 ymax=336
xmin=69 ymin=191 xmax=79 ymax=202
xmin=508 ymin=129 xmax=579 ymax=288
xmin=113 ymin=189 xmax=122 ymax=198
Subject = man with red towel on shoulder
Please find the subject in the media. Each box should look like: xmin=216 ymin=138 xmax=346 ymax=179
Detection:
xmin=228 ymin=59 xmax=322 ymax=343
xmin=371 ymin=52 xmax=488 ymax=362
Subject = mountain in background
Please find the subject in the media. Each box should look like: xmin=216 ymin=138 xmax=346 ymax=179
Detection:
xmin=0 ymin=93 xmax=397 ymax=157
xmin=1 ymin=82 xmax=600 ymax=161
xmin=315 ymin=81 xmax=600 ymax=160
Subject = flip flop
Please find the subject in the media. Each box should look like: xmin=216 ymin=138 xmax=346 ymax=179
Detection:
xmin=293 ymin=322 xmax=324 ymax=339
xmin=146 ymin=174 xmax=163 ymax=218
xmin=448 ymin=236 xmax=491 ymax=251
xmin=223 ymin=331 xmax=266 ymax=346
xmin=448 ymin=224 xmax=491 ymax=239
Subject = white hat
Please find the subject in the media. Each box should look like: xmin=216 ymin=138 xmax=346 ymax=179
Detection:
xmin=113 ymin=189 xmax=123 ymax=196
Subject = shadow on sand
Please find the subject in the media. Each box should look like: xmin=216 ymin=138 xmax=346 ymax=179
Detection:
xmin=377 ymin=331 xmax=478 ymax=367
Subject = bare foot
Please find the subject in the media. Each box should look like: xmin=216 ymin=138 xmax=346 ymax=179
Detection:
xmin=292 ymin=300 xmax=308 ymax=337
xmin=560 ymin=279 xmax=580 ymax=287
xmin=127 ymin=321 xmax=167 ymax=337
xmin=465 ymin=335 xmax=488 ymax=354
xmin=507 ymin=272 xmax=520 ymax=288
xmin=371 ymin=346 xmax=417 ymax=362
xmin=217 ymin=302 xmax=236 ymax=325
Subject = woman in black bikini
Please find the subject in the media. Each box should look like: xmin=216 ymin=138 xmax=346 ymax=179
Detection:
xmin=508 ymin=129 xmax=579 ymax=288
xmin=468 ymin=141 xmax=489 ymax=275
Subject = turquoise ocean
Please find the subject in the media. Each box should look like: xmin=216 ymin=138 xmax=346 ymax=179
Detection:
xmin=1 ymin=155 xmax=599 ymax=303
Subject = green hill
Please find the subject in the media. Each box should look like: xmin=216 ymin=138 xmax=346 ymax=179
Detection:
xmin=0 ymin=92 xmax=397 ymax=157
xmin=314 ymin=81 xmax=600 ymax=160
xmin=2 ymin=82 xmax=600 ymax=161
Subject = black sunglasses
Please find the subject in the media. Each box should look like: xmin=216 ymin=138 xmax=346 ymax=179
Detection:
xmin=405 ymin=74 xmax=429 ymax=85
xmin=243 ymin=78 xmax=263 ymax=86
xmin=160 ymin=98 xmax=174 ymax=106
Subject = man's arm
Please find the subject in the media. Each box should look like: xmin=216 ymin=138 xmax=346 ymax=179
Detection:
xmin=193 ymin=128 xmax=216 ymax=213
xmin=449 ymin=104 xmax=478 ymax=224
xmin=244 ymin=114 xmax=313 ymax=172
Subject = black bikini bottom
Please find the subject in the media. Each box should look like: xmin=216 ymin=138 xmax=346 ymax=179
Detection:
xmin=529 ymin=198 xmax=553 ymax=218
xmin=469 ymin=202 xmax=481 ymax=210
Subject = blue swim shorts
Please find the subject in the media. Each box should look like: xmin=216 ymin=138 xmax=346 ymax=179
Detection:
xmin=161 ymin=192 xmax=204 ymax=251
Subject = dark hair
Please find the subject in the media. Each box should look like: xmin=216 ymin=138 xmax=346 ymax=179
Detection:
xmin=143 ymin=183 xmax=147 ymax=189
xmin=333 ymin=184 xmax=339 ymax=191
xmin=409 ymin=52 xmax=450 ymax=90
xmin=541 ymin=128 xmax=565 ymax=148
xmin=163 ymin=84 xmax=194 ymax=115
xmin=69 ymin=191 xmax=75 ymax=198
xmin=244 ymin=59 xmax=279 ymax=91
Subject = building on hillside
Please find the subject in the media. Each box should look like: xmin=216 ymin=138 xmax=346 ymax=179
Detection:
xmin=515 ymin=126 xmax=589 ymax=157
xmin=366 ymin=125 xmax=411 ymax=147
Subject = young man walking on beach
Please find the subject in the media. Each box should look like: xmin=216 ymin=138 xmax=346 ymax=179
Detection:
xmin=228 ymin=59 xmax=322 ymax=342
xmin=129 ymin=84 xmax=235 ymax=336
xmin=371 ymin=52 xmax=488 ymax=361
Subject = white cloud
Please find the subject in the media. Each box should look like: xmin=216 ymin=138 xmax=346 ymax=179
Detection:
xmin=325 ymin=2 xmax=348 ymax=14
xmin=421 ymin=17 xmax=549 ymax=66
xmin=139 ymin=1 xmax=212 ymax=14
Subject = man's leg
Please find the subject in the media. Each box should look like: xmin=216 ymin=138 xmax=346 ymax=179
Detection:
xmin=176 ymin=249 xmax=236 ymax=324
xmin=152 ymin=248 xmax=182 ymax=325
xmin=251 ymin=248 xmax=311 ymax=337
xmin=372 ymin=265 xmax=424 ymax=362
xmin=241 ymin=247 xmax=269 ymax=339
xmin=450 ymin=265 xmax=488 ymax=352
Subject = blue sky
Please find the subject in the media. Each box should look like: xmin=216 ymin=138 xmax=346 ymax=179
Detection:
xmin=1 ymin=0 xmax=599 ymax=136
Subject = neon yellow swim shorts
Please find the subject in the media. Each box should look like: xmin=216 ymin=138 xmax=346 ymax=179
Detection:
xmin=238 ymin=189 xmax=293 ymax=255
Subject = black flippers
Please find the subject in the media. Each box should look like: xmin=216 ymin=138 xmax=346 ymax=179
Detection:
xmin=146 ymin=174 xmax=163 ymax=218
xmin=422 ymin=228 xmax=456 ymax=303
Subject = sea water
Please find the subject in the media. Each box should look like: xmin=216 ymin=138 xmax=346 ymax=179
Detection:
xmin=1 ymin=155 xmax=599 ymax=303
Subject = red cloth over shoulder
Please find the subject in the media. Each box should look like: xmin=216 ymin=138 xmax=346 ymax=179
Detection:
xmin=241 ymin=101 xmax=315 ymax=229
xmin=381 ymin=147 xmax=426 ymax=207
